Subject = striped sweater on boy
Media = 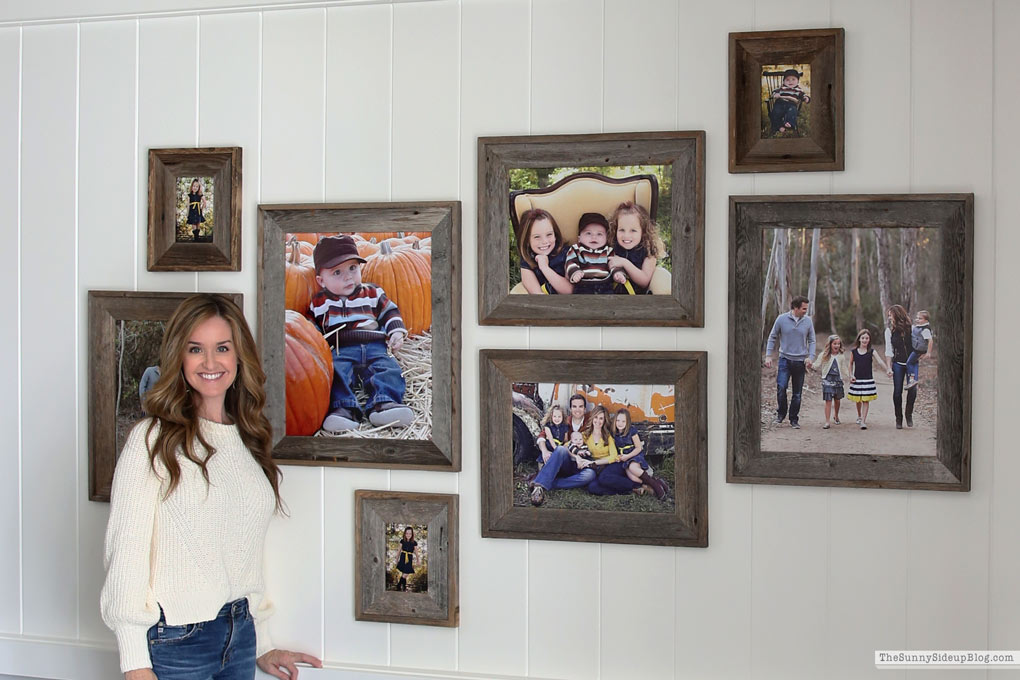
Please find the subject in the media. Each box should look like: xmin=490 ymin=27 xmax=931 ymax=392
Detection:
xmin=308 ymin=284 xmax=406 ymax=350
xmin=772 ymin=84 xmax=807 ymax=101
xmin=564 ymin=243 xmax=614 ymax=282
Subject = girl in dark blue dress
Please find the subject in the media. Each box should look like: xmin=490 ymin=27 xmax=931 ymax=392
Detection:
xmin=395 ymin=527 xmax=417 ymax=591
xmin=517 ymin=208 xmax=573 ymax=294
xmin=186 ymin=178 xmax=207 ymax=240
xmin=607 ymin=201 xmax=665 ymax=295
xmin=613 ymin=408 xmax=668 ymax=500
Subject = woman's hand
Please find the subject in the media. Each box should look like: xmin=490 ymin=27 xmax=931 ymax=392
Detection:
xmin=257 ymin=649 xmax=323 ymax=679
xmin=125 ymin=669 xmax=157 ymax=680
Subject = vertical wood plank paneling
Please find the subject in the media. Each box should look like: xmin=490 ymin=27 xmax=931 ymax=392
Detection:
xmin=674 ymin=1 xmax=754 ymax=678
xmin=528 ymin=541 xmax=599 ymax=680
xmin=386 ymin=0 xmax=460 ymax=545
xmin=20 ymin=23 xmax=78 ymax=638
xmin=750 ymin=0 xmax=834 ymax=195
xmin=137 ymin=17 xmax=198 ymax=292
xmin=990 ymin=0 xmax=1020 ymax=656
xmin=825 ymin=3 xmax=910 ymax=678
xmin=324 ymin=4 xmax=391 ymax=202
xmin=261 ymin=8 xmax=325 ymax=203
xmin=260 ymin=8 xmax=326 ymax=660
xmin=196 ymin=11 xmax=260 ymax=313
xmin=531 ymin=0 xmax=602 ymax=134
xmin=322 ymin=468 xmax=389 ymax=666
xmin=907 ymin=4 xmax=993 ymax=676
xmin=76 ymin=18 xmax=137 ymax=644
xmin=458 ymin=0 xmax=530 ymax=674
xmin=750 ymin=487 xmax=829 ymax=680
xmin=0 ymin=26 xmax=21 ymax=636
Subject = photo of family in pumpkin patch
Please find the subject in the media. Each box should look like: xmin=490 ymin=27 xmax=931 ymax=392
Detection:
xmin=759 ymin=226 xmax=939 ymax=457
xmin=512 ymin=382 xmax=676 ymax=512
xmin=508 ymin=166 xmax=672 ymax=295
xmin=281 ymin=230 xmax=433 ymax=441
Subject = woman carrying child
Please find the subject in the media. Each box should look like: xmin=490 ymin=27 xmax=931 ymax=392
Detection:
xmin=607 ymin=201 xmax=665 ymax=295
xmin=517 ymin=208 xmax=573 ymax=294
xmin=814 ymin=334 xmax=849 ymax=429
xmin=847 ymin=328 xmax=892 ymax=430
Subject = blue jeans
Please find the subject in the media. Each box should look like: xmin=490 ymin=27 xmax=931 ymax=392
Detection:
xmin=906 ymin=351 xmax=922 ymax=383
xmin=587 ymin=461 xmax=640 ymax=495
xmin=769 ymin=98 xmax=800 ymax=132
xmin=776 ymin=356 xmax=806 ymax=424
xmin=534 ymin=446 xmax=595 ymax=490
xmin=148 ymin=599 xmax=255 ymax=680
xmin=330 ymin=341 xmax=406 ymax=415
xmin=890 ymin=362 xmax=917 ymax=424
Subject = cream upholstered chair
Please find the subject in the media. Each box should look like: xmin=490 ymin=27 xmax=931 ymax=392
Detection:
xmin=509 ymin=172 xmax=671 ymax=294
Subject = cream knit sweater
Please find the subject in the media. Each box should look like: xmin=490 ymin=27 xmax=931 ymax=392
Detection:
xmin=101 ymin=418 xmax=276 ymax=672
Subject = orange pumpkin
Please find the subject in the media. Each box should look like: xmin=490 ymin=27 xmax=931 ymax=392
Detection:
xmin=284 ymin=239 xmax=319 ymax=314
xmin=284 ymin=310 xmax=333 ymax=436
xmin=292 ymin=240 xmax=314 ymax=258
xmin=289 ymin=232 xmax=320 ymax=246
xmin=362 ymin=241 xmax=432 ymax=336
xmin=411 ymin=239 xmax=431 ymax=265
xmin=356 ymin=231 xmax=400 ymax=241
xmin=356 ymin=238 xmax=381 ymax=259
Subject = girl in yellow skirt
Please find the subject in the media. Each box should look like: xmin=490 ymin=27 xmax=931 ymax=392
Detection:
xmin=847 ymin=328 xmax=892 ymax=430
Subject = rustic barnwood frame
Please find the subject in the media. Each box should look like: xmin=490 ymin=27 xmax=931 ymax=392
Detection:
xmin=257 ymin=202 xmax=461 ymax=471
xmin=355 ymin=490 xmax=459 ymax=627
xmin=728 ymin=194 xmax=974 ymax=490
xmin=87 ymin=290 xmax=244 ymax=502
xmin=480 ymin=350 xmax=708 ymax=547
xmin=147 ymin=147 xmax=242 ymax=270
xmin=477 ymin=131 xmax=705 ymax=326
xmin=729 ymin=28 xmax=844 ymax=173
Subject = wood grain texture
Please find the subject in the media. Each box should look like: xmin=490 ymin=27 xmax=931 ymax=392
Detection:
xmin=147 ymin=146 xmax=242 ymax=271
xmin=727 ymin=194 xmax=973 ymax=490
xmin=354 ymin=490 xmax=459 ymax=627
xmin=728 ymin=28 xmax=845 ymax=173
xmin=87 ymin=291 xmax=244 ymax=502
xmin=257 ymin=202 xmax=461 ymax=471
xmin=477 ymin=131 xmax=705 ymax=326
xmin=479 ymin=350 xmax=708 ymax=547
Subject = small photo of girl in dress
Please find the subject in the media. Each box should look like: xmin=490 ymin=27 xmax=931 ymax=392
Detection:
xmin=385 ymin=524 xmax=428 ymax=593
xmin=175 ymin=176 xmax=215 ymax=242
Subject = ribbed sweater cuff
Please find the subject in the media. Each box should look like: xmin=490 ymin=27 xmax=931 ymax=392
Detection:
xmin=115 ymin=624 xmax=152 ymax=672
xmin=255 ymin=617 xmax=274 ymax=659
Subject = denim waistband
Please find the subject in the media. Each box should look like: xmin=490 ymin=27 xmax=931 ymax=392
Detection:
xmin=220 ymin=598 xmax=249 ymax=619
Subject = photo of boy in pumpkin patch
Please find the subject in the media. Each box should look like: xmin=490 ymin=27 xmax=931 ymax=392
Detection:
xmin=308 ymin=235 xmax=413 ymax=432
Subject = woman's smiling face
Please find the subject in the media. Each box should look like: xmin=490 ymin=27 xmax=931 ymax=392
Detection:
xmin=529 ymin=217 xmax=556 ymax=256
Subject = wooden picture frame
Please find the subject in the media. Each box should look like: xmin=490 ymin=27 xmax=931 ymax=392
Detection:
xmin=87 ymin=290 xmax=244 ymax=502
xmin=729 ymin=28 xmax=844 ymax=173
xmin=258 ymin=201 xmax=461 ymax=471
xmin=147 ymin=147 xmax=242 ymax=271
xmin=480 ymin=350 xmax=708 ymax=547
xmin=355 ymin=490 xmax=459 ymax=627
xmin=477 ymin=131 xmax=705 ymax=326
xmin=728 ymin=195 xmax=974 ymax=490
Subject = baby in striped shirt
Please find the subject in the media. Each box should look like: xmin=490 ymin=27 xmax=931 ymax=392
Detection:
xmin=565 ymin=212 xmax=618 ymax=295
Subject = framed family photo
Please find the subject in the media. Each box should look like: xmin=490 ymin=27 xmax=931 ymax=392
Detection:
xmin=147 ymin=147 xmax=242 ymax=271
xmin=727 ymin=195 xmax=974 ymax=491
xmin=481 ymin=350 xmax=707 ymax=547
xmin=87 ymin=290 xmax=243 ymax=501
xmin=355 ymin=490 xmax=458 ymax=627
xmin=729 ymin=28 xmax=844 ymax=173
xmin=258 ymin=201 xmax=460 ymax=471
xmin=477 ymin=131 xmax=705 ymax=327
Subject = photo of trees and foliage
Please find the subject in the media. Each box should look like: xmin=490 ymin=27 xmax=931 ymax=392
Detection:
xmin=508 ymin=165 xmax=672 ymax=290
xmin=175 ymin=176 xmax=215 ymax=242
xmin=385 ymin=523 xmax=428 ymax=593
xmin=759 ymin=227 xmax=940 ymax=455
xmin=114 ymin=320 xmax=165 ymax=454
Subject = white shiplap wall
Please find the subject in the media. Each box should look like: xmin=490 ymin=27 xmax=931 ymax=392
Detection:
xmin=0 ymin=1 xmax=1016 ymax=679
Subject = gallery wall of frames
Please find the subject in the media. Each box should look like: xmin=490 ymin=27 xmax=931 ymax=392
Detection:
xmin=0 ymin=1 xmax=1017 ymax=679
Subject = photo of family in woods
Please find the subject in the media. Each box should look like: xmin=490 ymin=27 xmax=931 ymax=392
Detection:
xmin=512 ymin=382 xmax=676 ymax=512
xmin=760 ymin=226 xmax=939 ymax=457
xmin=508 ymin=166 xmax=672 ymax=296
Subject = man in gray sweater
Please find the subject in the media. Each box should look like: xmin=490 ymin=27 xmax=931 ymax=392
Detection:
xmin=764 ymin=296 xmax=816 ymax=429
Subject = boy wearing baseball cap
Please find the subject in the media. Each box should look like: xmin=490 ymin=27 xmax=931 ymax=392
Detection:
xmin=309 ymin=235 xmax=412 ymax=432
xmin=564 ymin=212 xmax=617 ymax=295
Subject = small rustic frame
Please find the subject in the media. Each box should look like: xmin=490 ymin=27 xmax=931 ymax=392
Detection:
xmin=258 ymin=202 xmax=461 ymax=471
xmin=88 ymin=290 xmax=244 ymax=502
xmin=728 ymin=195 xmax=974 ymax=490
xmin=148 ymin=147 xmax=242 ymax=271
xmin=477 ymin=131 xmax=705 ymax=326
xmin=480 ymin=350 xmax=708 ymax=547
xmin=355 ymin=490 xmax=459 ymax=627
xmin=729 ymin=28 xmax=844 ymax=173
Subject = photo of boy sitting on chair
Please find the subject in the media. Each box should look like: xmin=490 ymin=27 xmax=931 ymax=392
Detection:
xmin=509 ymin=168 xmax=669 ymax=295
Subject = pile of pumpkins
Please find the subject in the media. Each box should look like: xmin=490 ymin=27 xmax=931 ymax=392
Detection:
xmin=283 ymin=231 xmax=432 ymax=436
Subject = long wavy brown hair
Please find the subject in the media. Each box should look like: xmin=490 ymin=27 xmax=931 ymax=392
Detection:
xmin=583 ymin=404 xmax=613 ymax=444
xmin=609 ymin=201 xmax=665 ymax=260
xmin=887 ymin=304 xmax=911 ymax=338
xmin=141 ymin=294 xmax=283 ymax=510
